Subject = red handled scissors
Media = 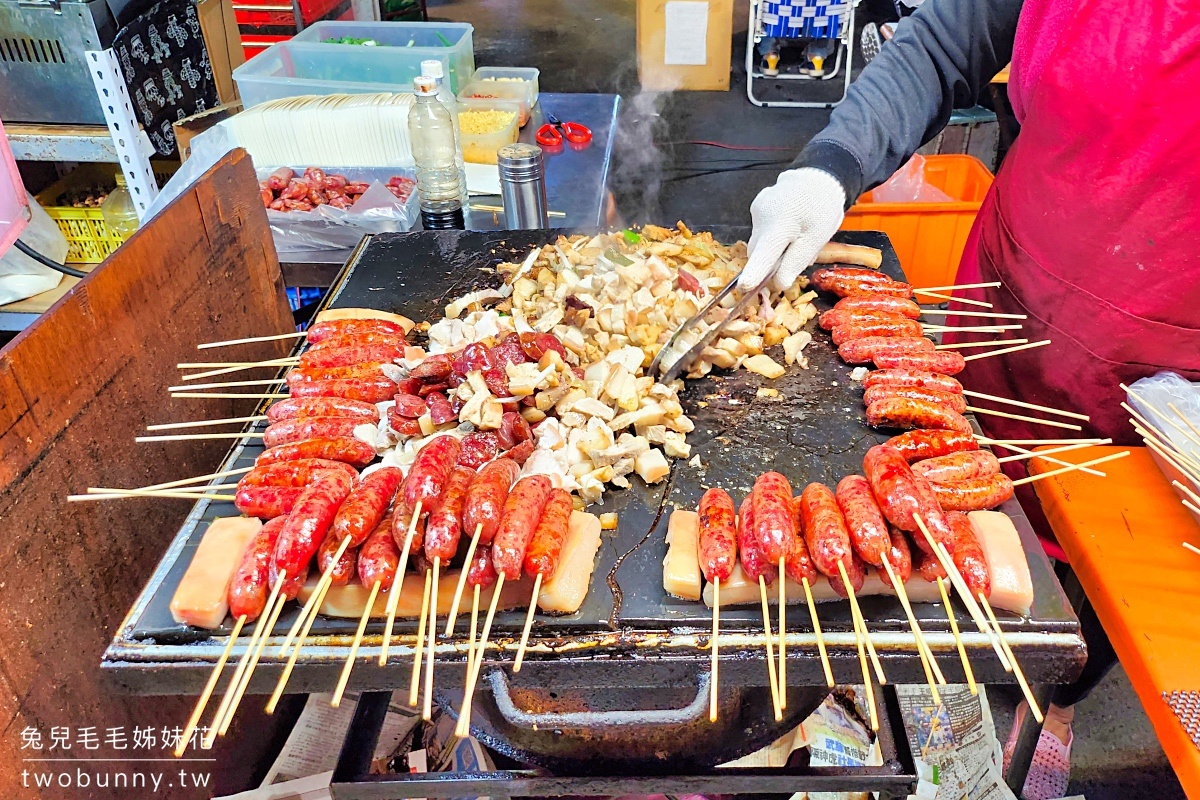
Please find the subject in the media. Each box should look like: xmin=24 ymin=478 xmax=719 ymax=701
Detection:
xmin=536 ymin=112 xmax=593 ymax=148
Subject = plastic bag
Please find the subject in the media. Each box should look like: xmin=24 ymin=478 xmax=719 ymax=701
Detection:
xmin=872 ymin=154 xmax=954 ymax=203
xmin=1127 ymin=372 xmax=1200 ymax=463
xmin=0 ymin=192 xmax=66 ymax=305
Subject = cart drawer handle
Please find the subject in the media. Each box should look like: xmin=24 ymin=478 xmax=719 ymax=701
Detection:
xmin=484 ymin=669 xmax=712 ymax=728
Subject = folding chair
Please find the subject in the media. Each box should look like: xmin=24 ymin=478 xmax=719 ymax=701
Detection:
xmin=746 ymin=0 xmax=859 ymax=108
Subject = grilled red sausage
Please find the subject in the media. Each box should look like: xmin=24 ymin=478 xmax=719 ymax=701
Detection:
xmin=750 ymin=472 xmax=796 ymax=566
xmin=811 ymin=267 xmax=892 ymax=288
xmin=307 ymin=331 xmax=406 ymax=353
xmin=831 ymin=317 xmax=924 ymax=345
xmin=238 ymin=458 xmax=357 ymax=488
xmin=263 ymin=416 xmax=367 ymax=448
xmin=390 ymin=498 xmax=426 ymax=555
xmin=912 ymin=450 xmax=1001 ymax=484
xmin=316 ymin=530 xmax=359 ymax=586
xmin=235 ymin=485 xmax=302 ymax=519
xmin=306 ymin=318 xmax=406 ymax=343
xmin=298 ymin=343 xmax=404 ymax=370
xmin=267 ymin=396 xmax=381 ymax=423
xmin=463 ymin=458 xmax=521 ymax=544
xmin=864 ymin=369 xmax=964 ymax=395
xmin=403 ymin=434 xmax=462 ymax=515
xmin=886 ymin=429 xmax=978 ymax=462
xmin=785 ymin=522 xmax=818 ymax=585
xmin=738 ymin=495 xmax=777 ymax=583
xmin=838 ymin=336 xmax=935 ymax=365
xmin=819 ymin=308 xmax=907 ymax=331
xmin=256 ymin=437 xmax=376 ymax=468
xmin=424 ymin=465 xmax=476 ymax=561
xmin=835 ymin=475 xmax=890 ymax=566
xmin=914 ymin=545 xmax=948 ymax=582
xmin=799 ymin=483 xmax=855 ymax=579
xmin=327 ymin=466 xmax=404 ymax=547
xmin=947 ymin=512 xmax=992 ymax=597
xmin=286 ymin=362 xmax=390 ymax=385
xmin=828 ymin=552 xmax=866 ymax=598
xmin=863 ymin=385 xmax=967 ymax=414
xmin=467 ymin=544 xmax=498 ymax=588
xmin=867 ymin=397 xmax=973 ymax=433
xmin=358 ymin=514 xmax=402 ymax=590
xmin=698 ymin=488 xmax=738 ymax=583
xmin=271 ymin=470 xmax=355 ymax=599
xmin=877 ymin=527 xmax=913 ymax=590
xmin=523 ymin=488 xmax=573 ymax=579
xmin=862 ymin=445 xmax=954 ymax=552
xmin=289 ymin=376 xmax=399 ymax=404
xmin=873 ymin=350 xmax=966 ymax=375
xmin=834 ymin=295 xmax=922 ymax=319
xmin=839 ymin=280 xmax=913 ymax=300
xmin=492 ymin=475 xmax=554 ymax=581
xmin=228 ymin=516 xmax=286 ymax=621
xmin=929 ymin=473 xmax=1015 ymax=511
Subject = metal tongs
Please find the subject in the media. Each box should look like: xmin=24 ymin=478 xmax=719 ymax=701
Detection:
xmin=647 ymin=269 xmax=775 ymax=384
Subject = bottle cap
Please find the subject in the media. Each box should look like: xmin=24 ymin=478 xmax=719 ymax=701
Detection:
xmin=413 ymin=76 xmax=438 ymax=96
xmin=420 ymin=59 xmax=444 ymax=79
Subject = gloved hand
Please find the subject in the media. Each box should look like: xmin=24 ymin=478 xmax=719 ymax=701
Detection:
xmin=738 ymin=168 xmax=847 ymax=293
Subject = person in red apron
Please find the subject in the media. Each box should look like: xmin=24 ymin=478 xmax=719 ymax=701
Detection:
xmin=739 ymin=1 xmax=1200 ymax=796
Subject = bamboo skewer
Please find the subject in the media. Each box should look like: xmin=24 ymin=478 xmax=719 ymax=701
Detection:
xmin=1171 ymin=480 xmax=1200 ymax=509
xmin=513 ymin=573 xmax=543 ymax=673
xmin=881 ymin=558 xmax=942 ymax=702
xmin=924 ymin=324 xmax=1023 ymax=334
xmin=937 ymin=577 xmax=977 ymax=695
xmin=920 ymin=309 xmax=1026 ymax=320
xmin=758 ymin=576 xmax=783 ymax=722
xmin=214 ymin=573 xmax=289 ymax=739
xmin=380 ymin=501 xmax=422 ymax=665
xmin=69 ymin=489 xmax=236 ymax=502
xmin=179 ymin=360 xmax=295 ymax=369
xmin=180 ymin=359 xmax=298 ymax=381
xmin=978 ymin=591 xmax=1042 ymax=723
xmin=147 ymin=416 xmax=268 ymax=431
xmin=469 ymin=584 xmax=482 ymax=656
xmin=963 ymin=339 xmax=1051 ymax=361
xmin=1011 ymin=450 xmax=1130 ymax=486
xmin=837 ymin=561 xmax=885 ymax=685
xmin=408 ymin=570 xmax=433 ymax=707
xmin=936 ymin=338 xmax=1028 ymax=351
xmin=777 ymin=557 xmax=787 ymax=709
xmin=802 ymin=577 xmax=834 ymax=687
xmin=456 ymin=573 xmax=506 ymax=738
xmin=423 ymin=559 xmax=441 ymax=721
xmin=965 ymin=406 xmax=1082 ymax=432
xmin=278 ymin=537 xmax=352 ymax=657
xmin=963 ymin=390 xmax=1090 ymax=421
xmin=171 ymin=392 xmax=290 ymax=399
xmin=916 ymin=281 xmax=1002 ymax=293
xmin=850 ymin=598 xmax=879 ymax=732
xmin=168 ymin=379 xmax=286 ymax=392
xmin=332 ymin=581 xmax=381 ymax=708
xmin=917 ymin=291 xmax=992 ymax=308
xmin=266 ymin=574 xmax=334 ymax=714
xmin=175 ymin=614 xmax=246 ymax=757
xmin=1121 ymin=388 xmax=1200 ymax=450
xmin=995 ymin=439 xmax=1111 ymax=466
xmin=977 ymin=437 xmax=1104 ymax=446
xmin=1183 ymin=542 xmax=1200 ymax=557
xmin=1126 ymin=409 xmax=1200 ymax=474
xmin=198 ymin=331 xmax=305 ymax=349
xmin=709 ymin=579 xmax=720 ymax=723
xmin=127 ymin=465 xmax=255 ymax=490
xmin=1144 ymin=437 xmax=1200 ymax=485
xmin=445 ymin=525 xmax=484 ymax=635
xmin=136 ymin=432 xmax=266 ymax=442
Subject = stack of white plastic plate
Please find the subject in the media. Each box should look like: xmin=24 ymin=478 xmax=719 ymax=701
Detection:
xmin=1125 ymin=372 xmax=1200 ymax=525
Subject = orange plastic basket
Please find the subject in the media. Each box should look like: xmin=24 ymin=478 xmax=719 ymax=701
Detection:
xmin=840 ymin=154 xmax=994 ymax=289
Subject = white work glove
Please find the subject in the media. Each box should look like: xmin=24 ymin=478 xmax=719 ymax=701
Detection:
xmin=738 ymin=168 xmax=847 ymax=293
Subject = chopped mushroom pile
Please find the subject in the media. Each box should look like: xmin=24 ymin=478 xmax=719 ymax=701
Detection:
xmin=373 ymin=223 xmax=818 ymax=506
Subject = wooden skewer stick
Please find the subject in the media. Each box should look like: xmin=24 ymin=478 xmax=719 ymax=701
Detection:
xmin=1120 ymin=385 xmax=1200 ymax=449
xmin=913 ymin=515 xmax=1011 ymax=671
xmin=1184 ymin=499 xmax=1200 ymax=517
xmin=137 ymin=432 xmax=267 ymax=442
xmin=917 ymin=290 xmax=992 ymax=308
xmin=69 ymin=490 xmax=236 ymax=502
xmin=331 ymin=581 xmax=381 ymax=708
xmin=916 ymin=281 xmax=1002 ymax=293
xmin=937 ymin=338 xmax=1028 ymax=351
xmin=977 ymin=436 xmax=1103 ymax=445
xmin=148 ymin=416 xmax=268 ymax=431
xmin=920 ymin=309 xmax=1026 ymax=320
xmin=960 ymin=340 xmax=1046 ymax=362
xmin=175 ymin=615 xmax=246 ymax=757
xmin=131 ymin=465 xmax=255 ymax=490
xmin=965 ymin=406 xmax=1082 ymax=432
xmin=996 ymin=439 xmax=1111 ymax=465
xmin=180 ymin=359 xmax=298 ymax=381
xmin=423 ymin=559 xmax=441 ymax=721
xmin=380 ymin=501 xmax=422 ymax=666
xmin=168 ymin=379 xmax=285 ymax=392
xmin=469 ymin=584 xmax=482 ymax=658
xmin=837 ymin=561 xmax=886 ymax=685
xmin=179 ymin=358 xmax=298 ymax=369
xmin=1130 ymin=411 xmax=1200 ymax=465
xmin=777 ymin=557 xmax=787 ymax=710
xmin=1144 ymin=437 xmax=1200 ymax=485
xmin=1128 ymin=417 xmax=1200 ymax=478
xmin=266 ymin=574 xmax=334 ymax=713
xmin=198 ymin=331 xmax=305 ymax=349
xmin=408 ymin=570 xmax=433 ymax=707
xmin=963 ymin=390 xmax=1090 ymax=421
xmin=923 ymin=324 xmax=1023 ymax=334
xmin=445 ymin=524 xmax=483 ymax=635
xmin=850 ymin=594 xmax=879 ymax=732
xmin=84 ymin=486 xmax=236 ymax=498
xmin=802 ymin=577 xmax=834 ymax=687
xmin=1183 ymin=542 xmax=1200 ymax=556
xmin=214 ymin=572 xmax=289 ymax=739
xmin=709 ymin=579 xmax=720 ymax=723
xmin=513 ymin=572 xmax=543 ymax=673
xmin=978 ymin=591 xmax=1043 ymax=723
xmin=456 ymin=574 xmax=506 ymax=738
xmin=278 ymin=537 xmax=353 ymax=657
xmin=171 ymin=392 xmax=289 ymax=399
xmin=410 ymin=568 xmax=434 ymax=705
xmin=937 ymin=577 xmax=977 ymax=695
xmin=880 ymin=559 xmax=940 ymax=702
xmin=1011 ymin=450 xmax=1130 ymax=486
xmin=757 ymin=575 xmax=783 ymax=722
xmin=1171 ymin=480 xmax=1200 ymax=509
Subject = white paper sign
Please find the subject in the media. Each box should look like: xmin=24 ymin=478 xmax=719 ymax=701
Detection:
xmin=664 ymin=1 xmax=710 ymax=66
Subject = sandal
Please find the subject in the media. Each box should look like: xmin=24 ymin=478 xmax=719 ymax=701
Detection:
xmin=1003 ymin=703 xmax=1073 ymax=800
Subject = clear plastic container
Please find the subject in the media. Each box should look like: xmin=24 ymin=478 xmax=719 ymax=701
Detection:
xmin=234 ymin=41 xmax=417 ymax=108
xmin=456 ymin=97 xmax=521 ymax=165
xmin=458 ymin=68 xmax=538 ymax=127
xmin=289 ymin=21 xmax=475 ymax=92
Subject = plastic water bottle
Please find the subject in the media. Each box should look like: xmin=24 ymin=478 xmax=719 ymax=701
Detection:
xmin=100 ymin=172 xmax=139 ymax=238
xmin=408 ymin=75 xmax=465 ymax=229
xmin=421 ymin=59 xmax=468 ymax=206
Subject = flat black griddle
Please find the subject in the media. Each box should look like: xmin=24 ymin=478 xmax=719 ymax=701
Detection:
xmin=104 ymin=229 xmax=1084 ymax=696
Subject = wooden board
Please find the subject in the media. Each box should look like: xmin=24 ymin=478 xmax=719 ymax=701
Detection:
xmin=637 ymin=0 xmax=734 ymax=91
xmin=0 ymin=149 xmax=295 ymax=799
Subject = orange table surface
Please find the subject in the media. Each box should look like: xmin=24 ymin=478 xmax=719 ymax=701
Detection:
xmin=1031 ymin=446 xmax=1200 ymax=796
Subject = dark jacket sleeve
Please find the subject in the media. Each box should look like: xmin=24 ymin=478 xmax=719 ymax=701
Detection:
xmin=793 ymin=0 xmax=1023 ymax=207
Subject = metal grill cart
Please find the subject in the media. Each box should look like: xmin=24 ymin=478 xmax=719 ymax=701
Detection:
xmin=103 ymin=230 xmax=1085 ymax=796
xmin=746 ymin=0 xmax=858 ymax=108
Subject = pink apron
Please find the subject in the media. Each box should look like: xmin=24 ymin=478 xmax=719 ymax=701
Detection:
xmin=948 ymin=0 xmax=1200 ymax=447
